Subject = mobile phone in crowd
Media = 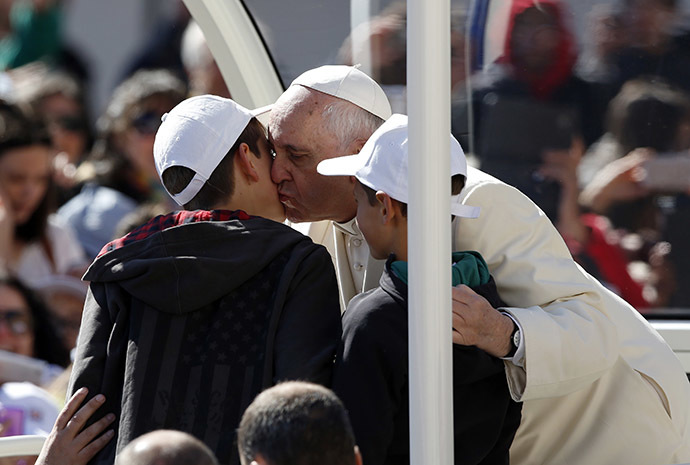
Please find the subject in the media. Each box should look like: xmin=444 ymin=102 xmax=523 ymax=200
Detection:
xmin=639 ymin=152 xmax=690 ymax=192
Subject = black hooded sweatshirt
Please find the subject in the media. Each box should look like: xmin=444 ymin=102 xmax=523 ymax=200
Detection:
xmin=68 ymin=210 xmax=341 ymax=465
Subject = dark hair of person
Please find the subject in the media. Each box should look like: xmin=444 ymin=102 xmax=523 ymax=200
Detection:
xmin=237 ymin=382 xmax=357 ymax=465
xmin=360 ymin=173 xmax=466 ymax=217
xmin=14 ymin=66 xmax=95 ymax=152
xmin=0 ymin=271 xmax=71 ymax=367
xmin=607 ymin=79 xmax=690 ymax=154
xmin=78 ymin=69 xmax=187 ymax=202
xmin=0 ymin=102 xmax=56 ymax=243
xmin=115 ymin=430 xmax=219 ymax=465
xmin=161 ymin=118 xmax=265 ymax=210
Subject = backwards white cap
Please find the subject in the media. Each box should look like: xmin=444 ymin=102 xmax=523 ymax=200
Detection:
xmin=317 ymin=114 xmax=480 ymax=219
xmin=153 ymin=95 xmax=267 ymax=206
xmin=290 ymin=65 xmax=392 ymax=120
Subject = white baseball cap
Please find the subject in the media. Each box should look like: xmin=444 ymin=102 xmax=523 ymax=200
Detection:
xmin=317 ymin=114 xmax=480 ymax=218
xmin=153 ymin=94 xmax=267 ymax=206
xmin=290 ymin=65 xmax=392 ymax=120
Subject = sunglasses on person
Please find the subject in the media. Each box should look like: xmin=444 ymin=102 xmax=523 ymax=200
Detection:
xmin=49 ymin=114 xmax=87 ymax=132
xmin=131 ymin=111 xmax=164 ymax=135
xmin=0 ymin=310 xmax=32 ymax=335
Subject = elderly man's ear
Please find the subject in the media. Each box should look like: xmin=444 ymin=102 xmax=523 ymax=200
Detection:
xmin=348 ymin=138 xmax=368 ymax=155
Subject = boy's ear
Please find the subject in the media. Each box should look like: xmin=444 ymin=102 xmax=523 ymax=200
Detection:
xmin=236 ymin=142 xmax=260 ymax=183
xmin=375 ymin=191 xmax=396 ymax=224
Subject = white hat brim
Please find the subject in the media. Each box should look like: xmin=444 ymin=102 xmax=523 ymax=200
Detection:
xmin=317 ymin=153 xmax=366 ymax=177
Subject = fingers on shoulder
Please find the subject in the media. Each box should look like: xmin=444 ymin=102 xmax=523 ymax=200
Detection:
xmin=65 ymin=392 xmax=107 ymax=432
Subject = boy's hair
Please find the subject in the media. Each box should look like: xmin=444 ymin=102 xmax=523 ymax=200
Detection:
xmin=360 ymin=174 xmax=466 ymax=217
xmin=161 ymin=118 xmax=265 ymax=210
xmin=237 ymin=381 xmax=357 ymax=465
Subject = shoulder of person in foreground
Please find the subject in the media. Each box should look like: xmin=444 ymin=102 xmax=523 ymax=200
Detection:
xmin=271 ymin=229 xmax=342 ymax=386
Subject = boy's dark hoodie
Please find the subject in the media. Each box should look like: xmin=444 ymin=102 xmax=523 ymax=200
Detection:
xmin=69 ymin=210 xmax=341 ymax=465
xmin=332 ymin=252 xmax=522 ymax=465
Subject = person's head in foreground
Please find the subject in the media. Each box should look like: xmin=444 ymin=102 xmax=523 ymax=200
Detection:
xmin=154 ymin=94 xmax=284 ymax=221
xmin=317 ymin=113 xmax=480 ymax=261
xmin=237 ymin=381 xmax=362 ymax=465
xmin=115 ymin=430 xmax=218 ymax=465
xmin=269 ymin=65 xmax=392 ymax=223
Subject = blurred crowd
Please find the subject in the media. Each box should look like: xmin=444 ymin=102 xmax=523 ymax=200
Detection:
xmin=0 ymin=0 xmax=689 ymax=461
xmin=340 ymin=0 xmax=690 ymax=311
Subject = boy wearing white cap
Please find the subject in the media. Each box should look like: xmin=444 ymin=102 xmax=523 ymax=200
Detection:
xmin=320 ymin=114 xmax=521 ymax=465
xmin=67 ymin=95 xmax=341 ymax=465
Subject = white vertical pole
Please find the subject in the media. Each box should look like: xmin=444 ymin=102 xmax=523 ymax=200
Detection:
xmin=407 ymin=0 xmax=454 ymax=464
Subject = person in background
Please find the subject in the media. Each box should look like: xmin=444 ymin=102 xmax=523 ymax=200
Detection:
xmin=579 ymin=78 xmax=690 ymax=192
xmin=472 ymin=0 xmax=601 ymax=148
xmin=0 ymin=101 xmax=87 ymax=286
xmin=0 ymin=271 xmax=69 ymax=370
xmin=0 ymin=270 xmax=70 ymax=465
xmin=612 ymin=0 xmax=690 ymax=96
xmin=538 ymin=130 xmax=651 ymax=309
xmin=576 ymin=3 xmax=629 ymax=84
xmin=579 ymin=79 xmax=690 ymax=307
xmin=237 ymin=381 xmax=361 ymax=465
xmin=34 ymin=274 xmax=87 ymax=351
xmin=11 ymin=63 xmax=93 ymax=203
xmin=57 ymin=69 xmax=186 ymax=259
xmin=466 ymin=0 xmax=599 ymax=223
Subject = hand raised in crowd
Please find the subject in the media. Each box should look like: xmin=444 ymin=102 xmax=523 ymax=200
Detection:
xmin=451 ymin=285 xmax=514 ymax=358
xmin=647 ymin=241 xmax=677 ymax=308
xmin=579 ymin=148 xmax=653 ymax=214
xmin=35 ymin=388 xmax=115 ymax=465
xmin=539 ymin=138 xmax=589 ymax=244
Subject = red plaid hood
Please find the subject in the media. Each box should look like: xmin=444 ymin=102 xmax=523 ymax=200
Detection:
xmin=83 ymin=210 xmax=310 ymax=314
xmin=96 ymin=210 xmax=252 ymax=258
